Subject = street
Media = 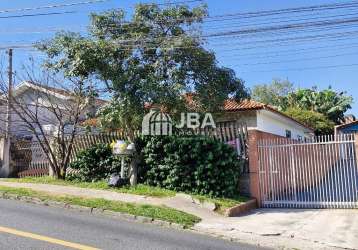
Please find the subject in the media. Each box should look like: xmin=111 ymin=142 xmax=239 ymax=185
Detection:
xmin=0 ymin=199 xmax=264 ymax=250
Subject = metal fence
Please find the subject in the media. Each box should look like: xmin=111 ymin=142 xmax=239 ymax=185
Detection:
xmin=258 ymin=134 xmax=358 ymax=209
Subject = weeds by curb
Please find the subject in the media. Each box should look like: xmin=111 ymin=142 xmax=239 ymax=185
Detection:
xmin=0 ymin=186 xmax=200 ymax=229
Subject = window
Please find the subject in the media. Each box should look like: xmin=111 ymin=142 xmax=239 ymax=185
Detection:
xmin=285 ymin=129 xmax=292 ymax=138
xmin=297 ymin=135 xmax=303 ymax=141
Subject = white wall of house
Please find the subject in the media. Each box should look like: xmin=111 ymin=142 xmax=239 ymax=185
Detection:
xmin=0 ymin=82 xmax=105 ymax=139
xmin=217 ymin=110 xmax=257 ymax=129
xmin=256 ymin=109 xmax=313 ymax=140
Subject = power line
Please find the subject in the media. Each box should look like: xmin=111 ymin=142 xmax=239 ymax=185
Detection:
xmin=0 ymin=11 xmax=77 ymax=19
xmin=154 ymin=0 xmax=204 ymax=6
xmin=216 ymin=41 xmax=358 ymax=58
xmin=237 ymin=63 xmax=358 ymax=73
xmin=238 ymin=51 xmax=358 ymax=66
xmin=205 ymin=0 xmax=358 ymax=21
xmin=3 ymin=0 xmax=358 ymax=75
xmin=202 ymin=8 xmax=358 ymax=30
xmin=95 ymin=0 xmax=358 ymax=27
xmin=204 ymin=16 xmax=358 ymax=38
xmin=140 ymin=0 xmax=358 ymax=24
xmin=0 ymin=0 xmax=109 ymax=14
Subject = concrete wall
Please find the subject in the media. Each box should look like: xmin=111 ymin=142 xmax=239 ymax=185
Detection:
xmin=216 ymin=109 xmax=312 ymax=140
xmin=216 ymin=110 xmax=257 ymax=129
xmin=247 ymin=129 xmax=279 ymax=205
xmin=256 ymin=109 xmax=312 ymax=140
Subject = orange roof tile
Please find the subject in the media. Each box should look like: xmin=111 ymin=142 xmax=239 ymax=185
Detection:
xmin=145 ymin=96 xmax=314 ymax=132
xmin=222 ymin=99 xmax=313 ymax=131
xmin=223 ymin=99 xmax=266 ymax=111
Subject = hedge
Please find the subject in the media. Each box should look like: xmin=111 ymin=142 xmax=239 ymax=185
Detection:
xmin=68 ymin=143 xmax=121 ymax=182
xmin=137 ymin=135 xmax=244 ymax=198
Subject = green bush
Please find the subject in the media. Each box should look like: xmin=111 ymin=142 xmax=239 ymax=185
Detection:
xmin=68 ymin=143 xmax=121 ymax=182
xmin=137 ymin=136 xmax=243 ymax=198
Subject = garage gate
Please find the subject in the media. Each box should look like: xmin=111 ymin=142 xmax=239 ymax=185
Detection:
xmin=258 ymin=134 xmax=358 ymax=209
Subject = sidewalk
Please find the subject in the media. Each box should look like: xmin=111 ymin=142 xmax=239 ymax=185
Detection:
xmin=0 ymin=181 xmax=357 ymax=250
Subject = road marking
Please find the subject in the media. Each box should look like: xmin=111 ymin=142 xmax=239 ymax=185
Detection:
xmin=0 ymin=225 xmax=100 ymax=250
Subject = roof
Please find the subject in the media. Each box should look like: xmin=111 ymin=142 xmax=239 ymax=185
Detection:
xmin=28 ymin=81 xmax=72 ymax=97
xmin=222 ymin=99 xmax=314 ymax=132
xmin=335 ymin=120 xmax=358 ymax=130
xmin=13 ymin=81 xmax=108 ymax=106
xmin=223 ymin=99 xmax=268 ymax=111
xmin=342 ymin=114 xmax=356 ymax=124
xmin=147 ymin=94 xmax=313 ymax=132
xmin=14 ymin=81 xmax=72 ymax=100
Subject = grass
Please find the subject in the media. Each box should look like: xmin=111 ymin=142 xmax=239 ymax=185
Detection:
xmin=192 ymin=194 xmax=250 ymax=214
xmin=2 ymin=177 xmax=250 ymax=214
xmin=0 ymin=185 xmax=200 ymax=228
xmin=2 ymin=177 xmax=176 ymax=198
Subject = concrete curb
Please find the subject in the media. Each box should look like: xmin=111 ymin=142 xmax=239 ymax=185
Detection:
xmin=1 ymin=191 xmax=338 ymax=249
xmin=0 ymin=191 xmax=187 ymax=231
xmin=224 ymin=198 xmax=257 ymax=217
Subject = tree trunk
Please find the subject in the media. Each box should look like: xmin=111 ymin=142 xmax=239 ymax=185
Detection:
xmin=54 ymin=168 xmax=66 ymax=179
xmin=129 ymin=156 xmax=138 ymax=186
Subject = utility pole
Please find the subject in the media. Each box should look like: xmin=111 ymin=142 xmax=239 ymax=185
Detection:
xmin=5 ymin=48 xmax=13 ymax=140
xmin=1 ymin=48 xmax=13 ymax=177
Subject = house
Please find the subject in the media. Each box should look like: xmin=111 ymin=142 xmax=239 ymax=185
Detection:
xmin=145 ymin=96 xmax=314 ymax=139
xmin=0 ymin=81 xmax=107 ymax=139
xmin=335 ymin=120 xmax=358 ymax=135
xmin=217 ymin=99 xmax=314 ymax=140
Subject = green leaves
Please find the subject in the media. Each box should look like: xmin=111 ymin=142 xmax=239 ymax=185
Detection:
xmin=284 ymin=107 xmax=335 ymax=135
xmin=137 ymin=135 xmax=244 ymax=198
xmin=38 ymin=3 xmax=249 ymax=134
xmin=69 ymin=143 xmax=122 ymax=182
xmin=252 ymin=79 xmax=294 ymax=109
xmin=252 ymin=80 xmax=353 ymax=134
xmin=285 ymin=87 xmax=353 ymax=124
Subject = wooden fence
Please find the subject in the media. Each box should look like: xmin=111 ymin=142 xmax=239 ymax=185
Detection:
xmin=11 ymin=140 xmax=50 ymax=178
xmin=67 ymin=122 xmax=248 ymax=162
xmin=67 ymin=131 xmax=128 ymax=163
xmin=12 ymin=121 xmax=248 ymax=177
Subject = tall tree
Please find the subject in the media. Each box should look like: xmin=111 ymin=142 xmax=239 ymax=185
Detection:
xmin=251 ymin=79 xmax=293 ymax=108
xmin=284 ymin=107 xmax=335 ymax=135
xmin=251 ymin=81 xmax=353 ymax=134
xmin=38 ymin=3 xmax=249 ymax=138
xmin=285 ymin=87 xmax=353 ymax=124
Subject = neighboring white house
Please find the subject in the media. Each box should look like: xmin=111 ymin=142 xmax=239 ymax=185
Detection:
xmin=217 ymin=99 xmax=314 ymax=140
xmin=0 ymin=81 xmax=107 ymax=139
xmin=146 ymin=94 xmax=314 ymax=139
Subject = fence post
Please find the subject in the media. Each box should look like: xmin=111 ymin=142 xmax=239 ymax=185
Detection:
xmin=129 ymin=158 xmax=138 ymax=186
xmin=0 ymin=137 xmax=11 ymax=177
xmin=354 ymin=133 xmax=358 ymax=168
xmin=248 ymin=129 xmax=261 ymax=206
xmin=48 ymin=138 xmax=58 ymax=177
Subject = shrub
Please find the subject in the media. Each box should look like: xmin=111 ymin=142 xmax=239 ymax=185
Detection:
xmin=137 ymin=135 xmax=243 ymax=198
xmin=68 ymin=143 xmax=121 ymax=182
xmin=284 ymin=107 xmax=335 ymax=135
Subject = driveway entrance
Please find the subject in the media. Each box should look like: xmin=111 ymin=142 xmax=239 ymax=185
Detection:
xmin=257 ymin=134 xmax=358 ymax=208
xmin=195 ymin=208 xmax=358 ymax=249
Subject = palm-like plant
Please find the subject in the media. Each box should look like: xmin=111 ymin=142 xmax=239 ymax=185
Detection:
xmin=283 ymin=87 xmax=352 ymax=124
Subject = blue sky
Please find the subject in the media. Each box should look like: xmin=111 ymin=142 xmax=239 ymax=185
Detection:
xmin=0 ymin=0 xmax=357 ymax=115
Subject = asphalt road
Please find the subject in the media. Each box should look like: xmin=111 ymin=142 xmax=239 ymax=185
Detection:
xmin=0 ymin=199 xmax=266 ymax=250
